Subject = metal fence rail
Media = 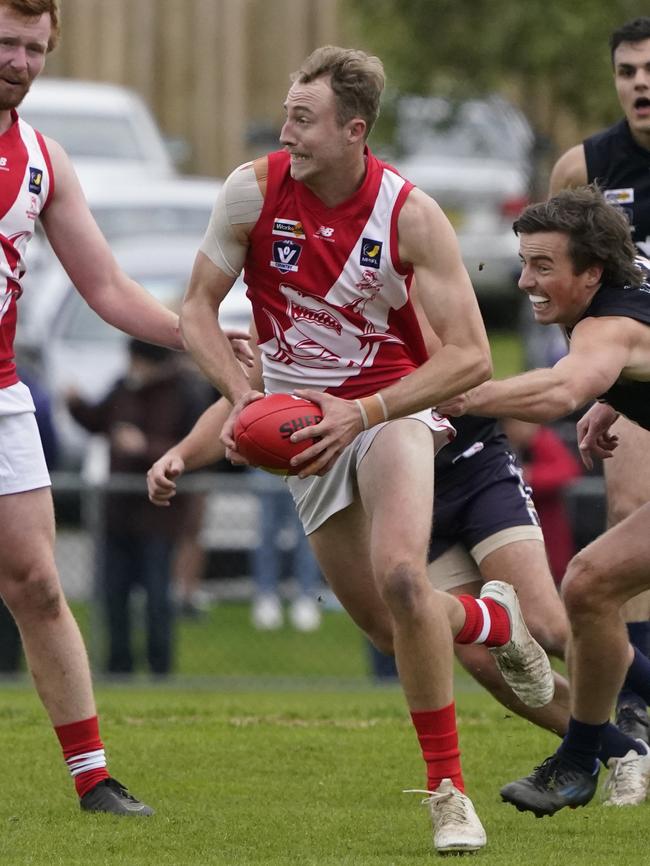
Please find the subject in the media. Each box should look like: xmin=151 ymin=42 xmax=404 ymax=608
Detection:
xmin=48 ymin=467 xmax=379 ymax=685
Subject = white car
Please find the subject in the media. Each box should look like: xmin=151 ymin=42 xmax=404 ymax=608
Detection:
xmin=19 ymin=77 xmax=177 ymax=183
xmin=21 ymin=173 xmax=223 ymax=328
xmin=391 ymin=95 xmax=534 ymax=308
xmin=17 ymin=233 xmax=252 ymax=468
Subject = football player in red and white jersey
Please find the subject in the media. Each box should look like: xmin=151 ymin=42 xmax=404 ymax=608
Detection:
xmin=150 ymin=46 xmax=556 ymax=853
xmin=0 ymin=0 xmax=254 ymax=818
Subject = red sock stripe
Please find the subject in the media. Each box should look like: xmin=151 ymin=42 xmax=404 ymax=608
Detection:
xmin=411 ymin=703 xmax=464 ymax=793
xmin=456 ymin=596 xmax=482 ymax=643
xmin=54 ymin=715 xmax=109 ymax=798
xmin=455 ymin=595 xmax=511 ymax=647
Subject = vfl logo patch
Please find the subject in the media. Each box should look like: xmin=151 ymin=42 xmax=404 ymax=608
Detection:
xmin=272 ymin=218 xmax=306 ymax=239
xmin=604 ymin=188 xmax=634 ymax=205
xmin=271 ymin=240 xmax=302 ymax=273
xmin=28 ymin=167 xmax=43 ymax=194
xmin=360 ymin=238 xmax=382 ymax=269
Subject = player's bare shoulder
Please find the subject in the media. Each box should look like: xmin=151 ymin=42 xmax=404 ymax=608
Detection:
xmin=549 ymin=144 xmax=588 ymax=195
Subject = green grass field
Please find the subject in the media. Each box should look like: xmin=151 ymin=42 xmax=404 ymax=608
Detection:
xmin=0 ymin=679 xmax=644 ymax=866
xmin=2 ymin=327 xmax=586 ymax=865
xmin=0 ymin=598 xmax=641 ymax=866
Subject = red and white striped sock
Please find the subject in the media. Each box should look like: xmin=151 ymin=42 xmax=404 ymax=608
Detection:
xmin=411 ymin=703 xmax=464 ymax=792
xmin=455 ymin=595 xmax=511 ymax=647
xmin=54 ymin=715 xmax=109 ymax=798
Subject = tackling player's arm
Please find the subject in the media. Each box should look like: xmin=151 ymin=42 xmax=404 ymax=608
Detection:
xmin=444 ymin=316 xmax=637 ymax=422
xmin=147 ymin=330 xmax=264 ymax=505
xmin=548 ymin=144 xmax=588 ymax=196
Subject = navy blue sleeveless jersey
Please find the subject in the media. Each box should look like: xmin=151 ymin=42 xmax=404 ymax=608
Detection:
xmin=572 ymin=259 xmax=650 ymax=430
xmin=584 ymin=120 xmax=650 ymax=257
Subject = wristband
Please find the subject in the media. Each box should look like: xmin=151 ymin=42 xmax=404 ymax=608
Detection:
xmin=355 ymin=393 xmax=389 ymax=430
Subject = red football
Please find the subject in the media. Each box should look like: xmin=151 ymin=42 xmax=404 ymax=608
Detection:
xmin=234 ymin=394 xmax=323 ymax=475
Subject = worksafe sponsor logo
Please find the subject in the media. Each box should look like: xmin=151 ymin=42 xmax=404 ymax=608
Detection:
xmin=272 ymin=218 xmax=306 ymax=239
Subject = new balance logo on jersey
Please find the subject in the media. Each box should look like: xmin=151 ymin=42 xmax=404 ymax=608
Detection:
xmin=271 ymin=240 xmax=302 ymax=273
xmin=28 ymin=167 xmax=43 ymax=193
xmin=0 ymin=157 xmax=8 ymax=171
xmin=360 ymin=238 xmax=382 ymax=269
xmin=314 ymin=225 xmax=335 ymax=242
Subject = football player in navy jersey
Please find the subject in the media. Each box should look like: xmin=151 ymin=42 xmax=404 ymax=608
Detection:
xmin=440 ymin=185 xmax=650 ymax=817
xmin=550 ymin=16 xmax=650 ymax=756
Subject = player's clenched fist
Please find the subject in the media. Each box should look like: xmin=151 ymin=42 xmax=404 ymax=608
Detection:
xmin=147 ymin=454 xmax=186 ymax=505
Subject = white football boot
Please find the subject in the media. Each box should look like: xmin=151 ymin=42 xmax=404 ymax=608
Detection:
xmin=405 ymin=779 xmax=487 ymax=853
xmin=480 ymin=580 xmax=555 ymax=708
xmin=602 ymin=740 xmax=650 ymax=806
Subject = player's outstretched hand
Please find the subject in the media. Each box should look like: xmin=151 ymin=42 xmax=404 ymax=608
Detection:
xmin=224 ymin=328 xmax=254 ymax=367
xmin=147 ymin=453 xmax=186 ymax=506
xmin=221 ymin=389 xmax=265 ymax=465
xmin=436 ymin=392 xmax=469 ymax=417
xmin=289 ymin=389 xmax=365 ymax=478
xmin=576 ymin=402 xmax=620 ymax=470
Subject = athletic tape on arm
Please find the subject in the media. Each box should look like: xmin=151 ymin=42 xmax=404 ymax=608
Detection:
xmin=199 ymin=162 xmax=263 ymax=277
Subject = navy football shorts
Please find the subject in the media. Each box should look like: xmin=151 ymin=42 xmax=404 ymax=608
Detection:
xmin=430 ymin=441 xmax=541 ymax=562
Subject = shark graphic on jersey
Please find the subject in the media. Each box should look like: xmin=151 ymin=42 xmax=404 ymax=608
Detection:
xmin=263 ymin=284 xmax=403 ymax=373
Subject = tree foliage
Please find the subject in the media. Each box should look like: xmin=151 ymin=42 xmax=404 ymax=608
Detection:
xmin=345 ymin=0 xmax=646 ymax=139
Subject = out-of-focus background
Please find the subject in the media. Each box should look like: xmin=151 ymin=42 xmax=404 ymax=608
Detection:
xmin=8 ymin=0 xmax=631 ymax=684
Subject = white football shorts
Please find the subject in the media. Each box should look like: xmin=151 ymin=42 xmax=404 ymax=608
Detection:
xmin=0 ymin=382 xmax=51 ymax=495
xmin=287 ymin=408 xmax=454 ymax=535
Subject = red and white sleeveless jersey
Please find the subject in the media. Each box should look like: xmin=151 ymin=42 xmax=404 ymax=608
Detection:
xmin=0 ymin=110 xmax=54 ymax=388
xmin=245 ymin=148 xmax=428 ymax=399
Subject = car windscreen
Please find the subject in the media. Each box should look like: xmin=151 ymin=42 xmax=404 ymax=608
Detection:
xmin=20 ymin=112 xmax=144 ymax=160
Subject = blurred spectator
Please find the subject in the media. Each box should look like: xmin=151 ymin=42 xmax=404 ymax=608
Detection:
xmin=501 ymin=418 xmax=582 ymax=584
xmin=66 ymin=340 xmax=205 ymax=675
xmin=251 ymin=483 xmax=323 ymax=632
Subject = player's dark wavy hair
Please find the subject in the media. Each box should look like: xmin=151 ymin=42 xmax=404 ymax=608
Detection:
xmin=292 ymin=46 xmax=385 ymax=139
xmin=610 ymin=17 xmax=650 ymax=63
xmin=513 ymin=185 xmax=643 ymax=288
xmin=2 ymin=0 xmax=60 ymax=51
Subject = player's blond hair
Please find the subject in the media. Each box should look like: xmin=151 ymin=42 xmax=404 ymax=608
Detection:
xmin=1 ymin=0 xmax=60 ymax=51
xmin=292 ymin=46 xmax=385 ymax=139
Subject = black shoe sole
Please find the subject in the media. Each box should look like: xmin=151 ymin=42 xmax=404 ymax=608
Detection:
xmin=501 ymin=792 xmax=592 ymax=818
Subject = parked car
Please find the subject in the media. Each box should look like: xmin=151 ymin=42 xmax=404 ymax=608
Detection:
xmin=391 ymin=95 xmax=534 ymax=308
xmin=19 ymin=77 xmax=178 ymax=183
xmin=21 ymin=173 xmax=223 ymax=327
xmin=17 ymin=233 xmax=252 ymax=469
